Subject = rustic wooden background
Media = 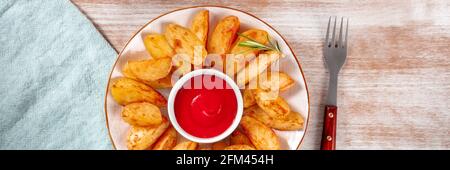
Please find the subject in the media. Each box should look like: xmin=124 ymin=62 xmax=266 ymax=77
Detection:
xmin=71 ymin=0 xmax=450 ymax=150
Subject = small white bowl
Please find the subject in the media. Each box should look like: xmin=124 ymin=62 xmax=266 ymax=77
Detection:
xmin=167 ymin=69 xmax=243 ymax=143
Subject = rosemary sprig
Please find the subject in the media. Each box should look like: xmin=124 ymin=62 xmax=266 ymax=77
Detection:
xmin=237 ymin=33 xmax=281 ymax=52
xmin=238 ymin=33 xmax=258 ymax=42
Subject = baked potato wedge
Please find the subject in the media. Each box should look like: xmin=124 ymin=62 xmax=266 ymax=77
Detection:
xmin=212 ymin=141 xmax=228 ymax=150
xmin=242 ymin=89 xmax=256 ymax=108
xmin=121 ymin=102 xmax=162 ymax=127
xmin=240 ymin=115 xmax=281 ymax=150
xmin=122 ymin=67 xmax=172 ymax=89
xmin=208 ymin=16 xmax=240 ymax=55
xmin=165 ymin=23 xmax=207 ymax=66
xmin=224 ymin=145 xmax=255 ymax=150
xmin=190 ymin=10 xmax=209 ymax=45
xmin=152 ymin=126 xmax=177 ymax=150
xmin=245 ymin=106 xmax=304 ymax=131
xmin=110 ymin=77 xmax=166 ymax=107
xmin=226 ymin=29 xmax=269 ymax=74
xmin=258 ymin=71 xmax=294 ymax=92
xmin=172 ymin=141 xmax=198 ymax=150
xmin=236 ymin=51 xmax=282 ymax=87
xmin=125 ymin=58 xmax=172 ymax=81
xmin=254 ymin=92 xmax=290 ymax=118
xmin=122 ymin=62 xmax=137 ymax=80
xmin=145 ymin=74 xmax=173 ymax=89
xmin=127 ymin=117 xmax=169 ymax=150
xmin=230 ymin=29 xmax=269 ymax=55
xmin=230 ymin=130 xmax=254 ymax=147
xmin=143 ymin=34 xmax=174 ymax=59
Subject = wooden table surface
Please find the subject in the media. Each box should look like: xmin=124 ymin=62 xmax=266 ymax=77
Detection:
xmin=72 ymin=0 xmax=450 ymax=150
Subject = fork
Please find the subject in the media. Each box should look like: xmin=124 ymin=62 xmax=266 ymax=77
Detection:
xmin=321 ymin=16 xmax=348 ymax=150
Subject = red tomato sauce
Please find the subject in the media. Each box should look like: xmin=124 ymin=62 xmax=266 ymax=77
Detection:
xmin=174 ymin=75 xmax=237 ymax=138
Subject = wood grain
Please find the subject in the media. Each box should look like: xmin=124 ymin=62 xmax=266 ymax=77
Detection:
xmin=71 ymin=0 xmax=450 ymax=149
xmin=321 ymin=105 xmax=337 ymax=150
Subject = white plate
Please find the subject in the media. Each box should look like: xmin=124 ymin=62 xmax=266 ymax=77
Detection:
xmin=104 ymin=6 xmax=310 ymax=150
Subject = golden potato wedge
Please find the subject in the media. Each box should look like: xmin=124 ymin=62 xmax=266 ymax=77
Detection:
xmin=110 ymin=77 xmax=166 ymax=107
xmin=122 ymin=67 xmax=172 ymax=89
xmin=230 ymin=130 xmax=254 ymax=147
xmin=254 ymin=92 xmax=290 ymax=118
xmin=242 ymin=89 xmax=256 ymax=108
xmin=121 ymin=102 xmax=162 ymax=127
xmin=236 ymin=51 xmax=282 ymax=87
xmin=245 ymin=106 xmax=304 ymax=131
xmin=269 ymin=111 xmax=304 ymax=131
xmin=230 ymin=29 xmax=269 ymax=55
xmin=172 ymin=141 xmax=198 ymax=150
xmin=145 ymin=74 xmax=173 ymax=89
xmin=190 ymin=10 xmax=209 ymax=45
xmin=224 ymin=145 xmax=256 ymax=150
xmin=122 ymin=62 xmax=137 ymax=80
xmin=212 ymin=141 xmax=228 ymax=150
xmin=127 ymin=117 xmax=169 ymax=150
xmin=152 ymin=126 xmax=177 ymax=150
xmin=240 ymin=115 xmax=281 ymax=150
xmin=199 ymin=148 xmax=212 ymax=150
xmin=126 ymin=58 xmax=172 ymax=81
xmin=171 ymin=54 xmax=194 ymax=76
xmin=208 ymin=16 xmax=240 ymax=55
xmin=258 ymin=71 xmax=294 ymax=92
xmin=165 ymin=23 xmax=207 ymax=66
xmin=143 ymin=34 xmax=174 ymax=59
xmin=226 ymin=29 xmax=269 ymax=75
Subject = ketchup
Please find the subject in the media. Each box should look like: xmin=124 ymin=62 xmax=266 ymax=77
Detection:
xmin=174 ymin=75 xmax=237 ymax=138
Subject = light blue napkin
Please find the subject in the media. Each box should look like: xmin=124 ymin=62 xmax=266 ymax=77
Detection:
xmin=0 ymin=0 xmax=116 ymax=149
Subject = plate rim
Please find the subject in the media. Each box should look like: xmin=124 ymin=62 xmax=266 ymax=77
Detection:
xmin=103 ymin=5 xmax=311 ymax=150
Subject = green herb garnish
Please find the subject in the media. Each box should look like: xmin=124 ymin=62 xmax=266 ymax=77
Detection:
xmin=237 ymin=33 xmax=281 ymax=52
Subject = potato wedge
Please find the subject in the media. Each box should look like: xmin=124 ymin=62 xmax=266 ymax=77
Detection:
xmin=110 ymin=77 xmax=166 ymax=107
xmin=125 ymin=58 xmax=172 ymax=81
xmin=152 ymin=126 xmax=177 ymax=150
xmin=254 ymin=92 xmax=290 ymax=118
xmin=258 ymin=71 xmax=294 ymax=92
xmin=240 ymin=115 xmax=281 ymax=150
xmin=208 ymin=16 xmax=240 ymax=55
xmin=143 ymin=34 xmax=174 ymax=59
xmin=236 ymin=51 xmax=282 ymax=87
xmin=165 ymin=23 xmax=207 ymax=66
xmin=230 ymin=29 xmax=269 ymax=55
xmin=127 ymin=117 xmax=169 ymax=150
xmin=242 ymin=89 xmax=256 ymax=108
xmin=122 ymin=67 xmax=172 ymax=89
xmin=121 ymin=102 xmax=162 ymax=127
xmin=191 ymin=10 xmax=209 ymax=45
xmin=171 ymin=54 xmax=193 ymax=76
xmin=172 ymin=141 xmax=198 ymax=150
xmin=122 ymin=62 xmax=138 ymax=80
xmin=245 ymin=106 xmax=304 ymax=131
xmin=212 ymin=141 xmax=228 ymax=150
xmin=224 ymin=145 xmax=256 ymax=150
xmin=226 ymin=29 xmax=269 ymax=75
xmin=145 ymin=74 xmax=173 ymax=89
xmin=230 ymin=130 xmax=254 ymax=147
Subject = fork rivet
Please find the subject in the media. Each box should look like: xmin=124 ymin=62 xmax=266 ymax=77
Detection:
xmin=327 ymin=136 xmax=332 ymax=141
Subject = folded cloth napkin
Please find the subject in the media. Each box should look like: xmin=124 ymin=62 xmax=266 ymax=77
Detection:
xmin=0 ymin=0 xmax=115 ymax=149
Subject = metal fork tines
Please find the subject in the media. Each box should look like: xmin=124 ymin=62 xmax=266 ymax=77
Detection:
xmin=324 ymin=16 xmax=348 ymax=106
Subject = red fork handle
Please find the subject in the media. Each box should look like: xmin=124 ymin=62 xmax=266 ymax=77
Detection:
xmin=321 ymin=105 xmax=337 ymax=150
